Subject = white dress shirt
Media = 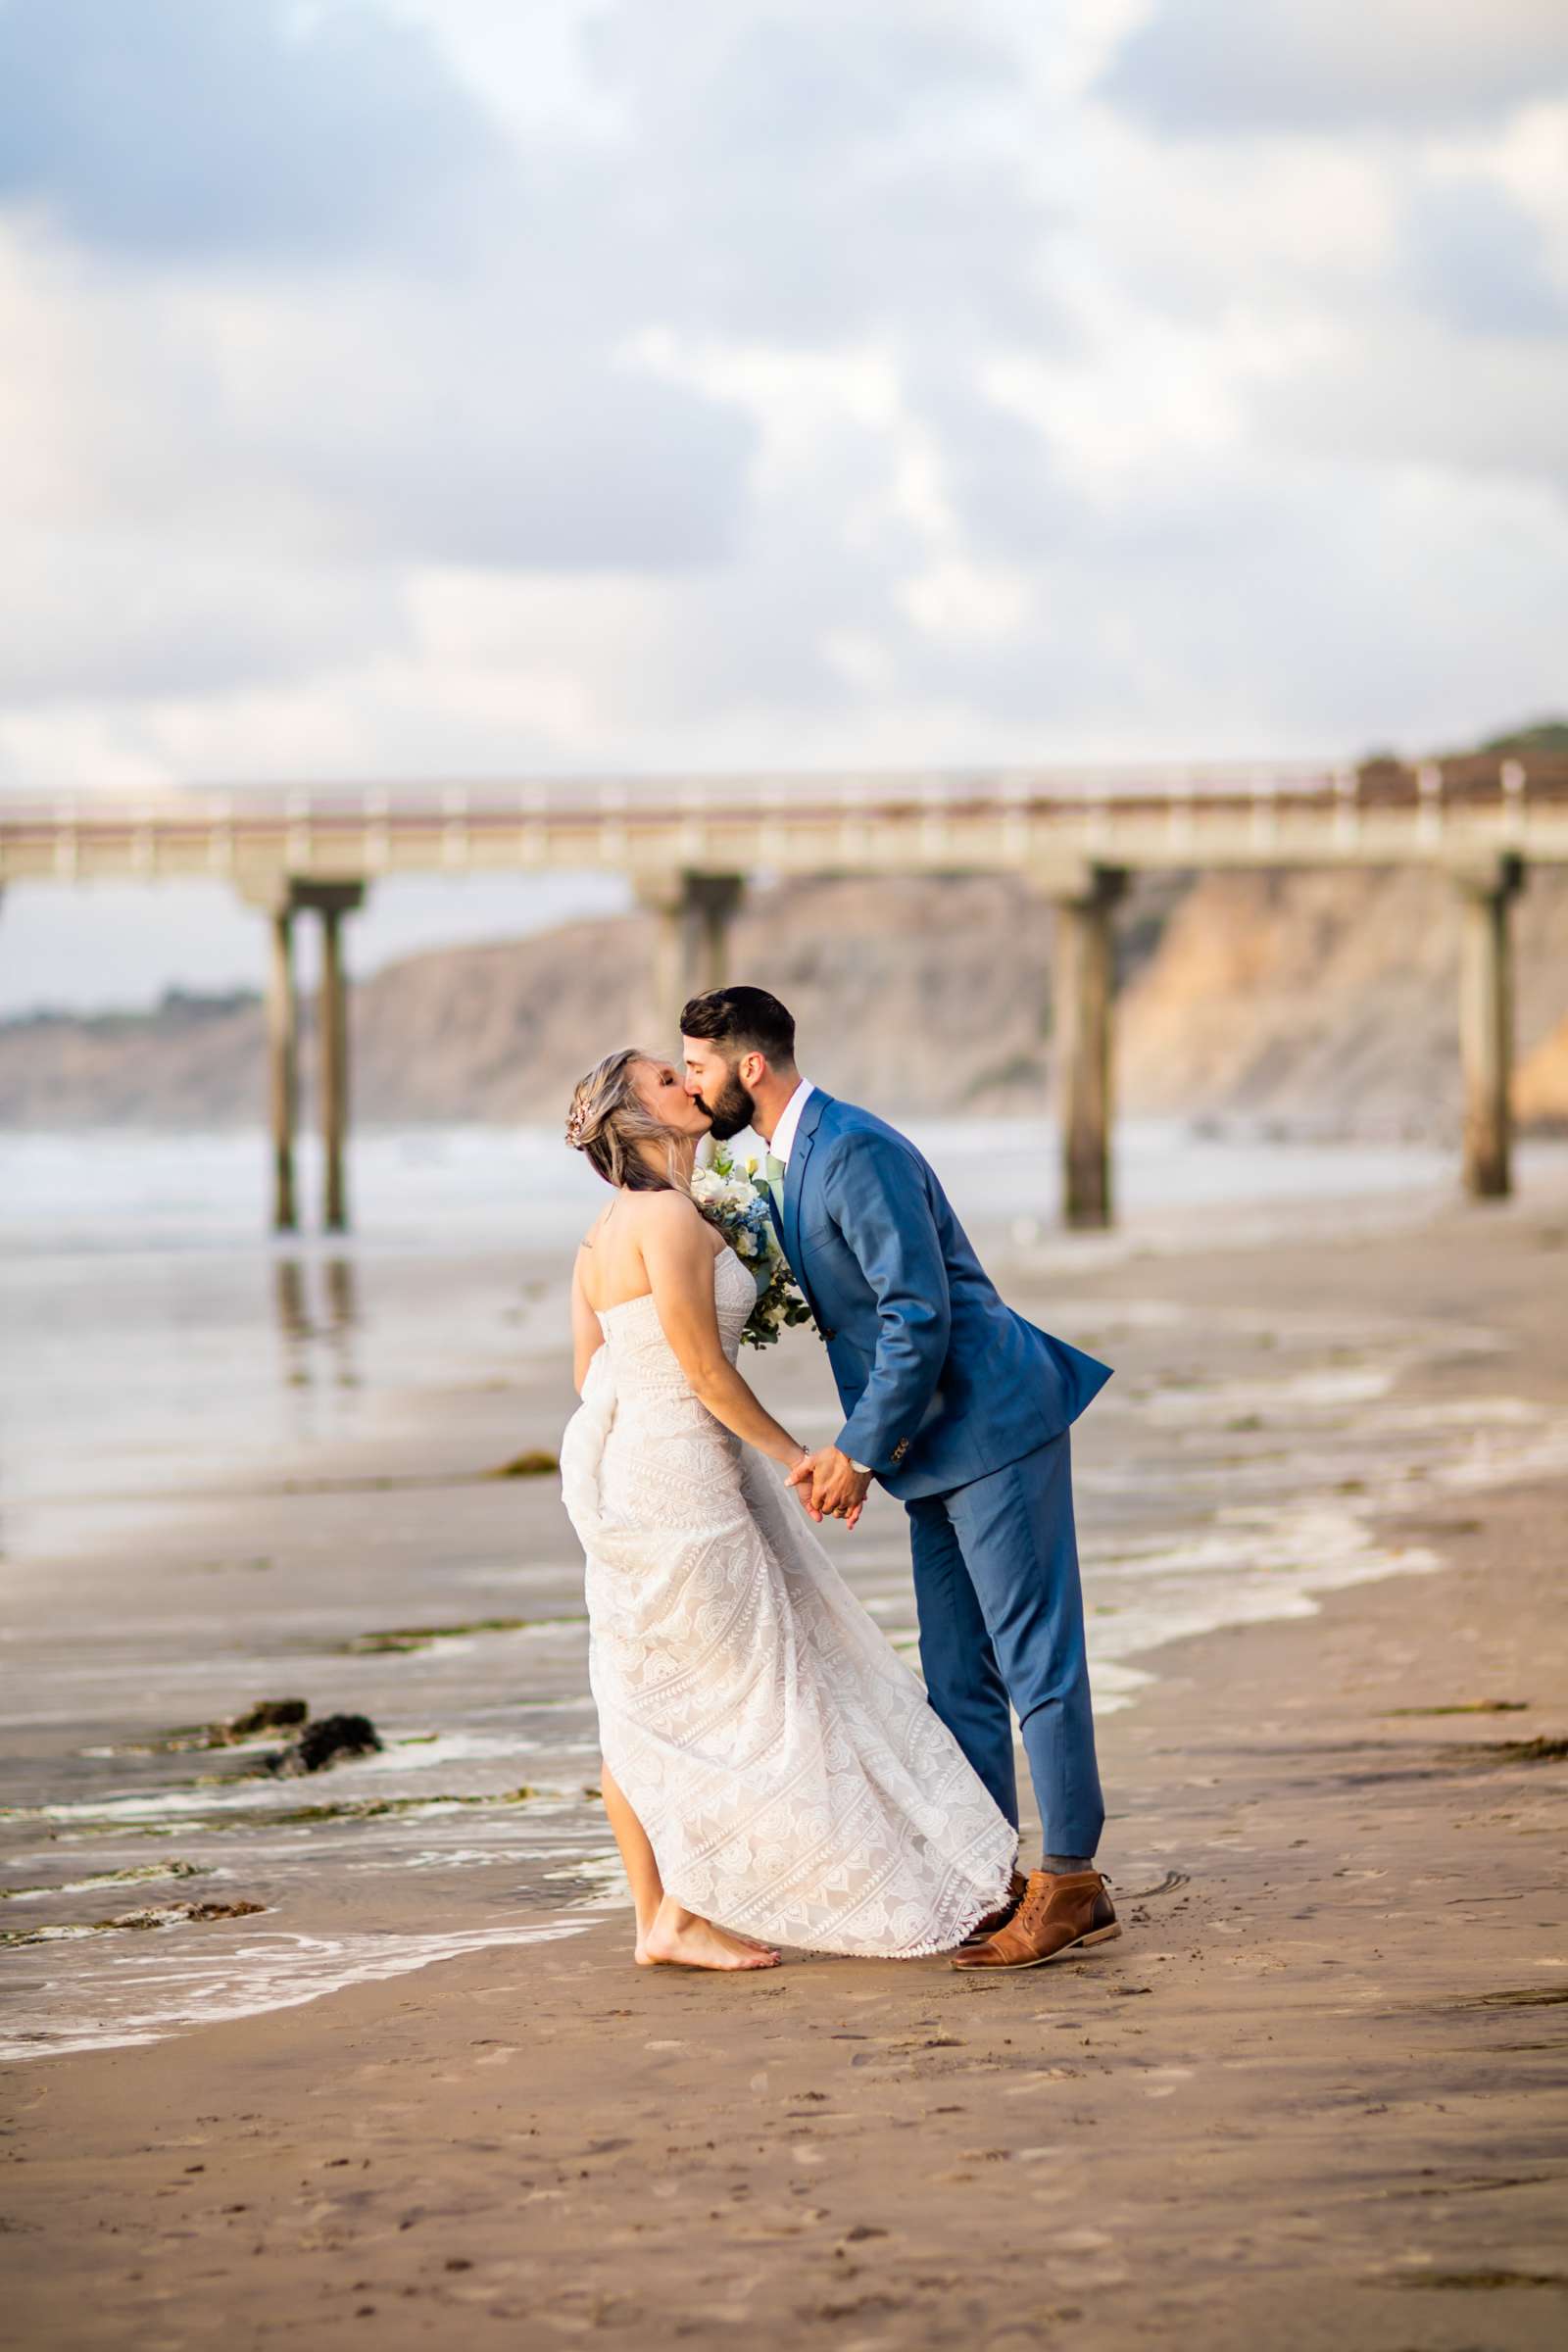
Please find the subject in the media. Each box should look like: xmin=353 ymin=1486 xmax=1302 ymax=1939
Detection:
xmin=766 ymin=1081 xmax=869 ymax=1478
xmin=767 ymin=1078 xmax=815 ymax=1167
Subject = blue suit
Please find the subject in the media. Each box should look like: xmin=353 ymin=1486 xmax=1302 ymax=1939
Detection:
xmin=776 ymin=1091 xmax=1111 ymax=1854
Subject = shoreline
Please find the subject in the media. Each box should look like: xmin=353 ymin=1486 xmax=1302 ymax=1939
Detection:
xmin=8 ymin=1440 xmax=1566 ymax=2342
xmin=5 ymin=1180 xmax=1567 ymax=2341
xmin=4 ymin=1169 xmax=1566 ymax=2347
xmin=6 ymin=1172 xmax=1568 ymax=2068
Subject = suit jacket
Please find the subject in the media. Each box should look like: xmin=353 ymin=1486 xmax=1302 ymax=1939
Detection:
xmin=775 ymin=1092 xmax=1112 ymax=1501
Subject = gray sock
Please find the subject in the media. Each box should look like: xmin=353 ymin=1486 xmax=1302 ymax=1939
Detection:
xmin=1040 ymin=1854 xmax=1093 ymax=1875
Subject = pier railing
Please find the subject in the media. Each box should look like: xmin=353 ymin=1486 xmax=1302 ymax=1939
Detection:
xmin=3 ymin=756 xmax=1567 ymax=889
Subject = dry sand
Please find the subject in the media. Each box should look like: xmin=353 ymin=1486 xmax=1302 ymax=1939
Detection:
xmin=6 ymin=1190 xmax=1568 ymax=2350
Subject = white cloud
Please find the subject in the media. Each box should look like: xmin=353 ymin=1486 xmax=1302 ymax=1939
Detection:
xmin=900 ymin=557 xmax=1034 ymax=640
xmin=1101 ymin=0 xmax=1568 ymax=135
xmin=1255 ymin=313 xmax=1568 ymax=490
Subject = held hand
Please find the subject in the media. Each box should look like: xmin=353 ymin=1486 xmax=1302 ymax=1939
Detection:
xmin=803 ymin=1445 xmax=872 ymax=1528
xmin=785 ymin=1450 xmax=825 ymax=1523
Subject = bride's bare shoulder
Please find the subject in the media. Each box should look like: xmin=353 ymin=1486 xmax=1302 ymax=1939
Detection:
xmin=628 ymin=1187 xmax=704 ymax=1225
xmin=582 ymin=1188 xmax=699 ymax=1231
xmin=623 ymin=1188 xmax=721 ymax=1250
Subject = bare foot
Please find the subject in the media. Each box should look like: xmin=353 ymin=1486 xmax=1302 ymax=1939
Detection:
xmin=694 ymin=1922 xmax=777 ymax=1953
xmin=637 ymin=1908 xmax=781 ymax=1971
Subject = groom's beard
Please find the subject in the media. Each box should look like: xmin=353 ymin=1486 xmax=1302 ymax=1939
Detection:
xmin=695 ymin=1069 xmax=756 ymax=1142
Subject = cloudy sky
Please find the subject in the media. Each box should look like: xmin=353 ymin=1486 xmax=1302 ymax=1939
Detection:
xmin=3 ymin=0 xmax=1566 ymax=1009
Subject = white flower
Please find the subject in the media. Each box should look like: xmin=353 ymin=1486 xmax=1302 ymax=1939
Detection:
xmin=691 ymin=1167 xmax=753 ymax=1213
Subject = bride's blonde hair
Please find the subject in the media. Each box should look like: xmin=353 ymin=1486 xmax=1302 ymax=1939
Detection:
xmin=565 ymin=1049 xmax=687 ymax=1193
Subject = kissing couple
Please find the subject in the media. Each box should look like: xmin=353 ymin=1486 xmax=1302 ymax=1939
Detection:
xmin=560 ymin=986 xmax=1118 ymax=1974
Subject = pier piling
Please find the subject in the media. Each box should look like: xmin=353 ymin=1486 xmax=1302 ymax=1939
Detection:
xmin=248 ymin=879 xmax=366 ymax=1232
xmin=265 ymin=902 xmax=298 ymax=1232
xmin=639 ymin=871 xmax=746 ymax=1044
xmin=311 ymin=885 xmax=363 ymax=1232
xmin=1454 ymin=853 xmax=1525 ymax=1200
xmin=1051 ymin=865 xmax=1127 ymax=1230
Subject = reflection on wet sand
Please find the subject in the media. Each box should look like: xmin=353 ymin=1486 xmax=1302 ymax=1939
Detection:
xmin=271 ymin=1252 xmax=361 ymax=1390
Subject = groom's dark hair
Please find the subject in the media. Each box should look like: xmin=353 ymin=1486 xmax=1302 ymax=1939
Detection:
xmin=680 ymin=985 xmax=797 ymax=1068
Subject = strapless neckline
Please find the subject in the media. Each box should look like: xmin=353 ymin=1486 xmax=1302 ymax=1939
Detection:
xmin=593 ymin=1246 xmax=749 ymax=1330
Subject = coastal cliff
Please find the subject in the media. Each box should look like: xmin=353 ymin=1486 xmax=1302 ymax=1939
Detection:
xmin=3 ymin=865 xmax=1566 ymax=1135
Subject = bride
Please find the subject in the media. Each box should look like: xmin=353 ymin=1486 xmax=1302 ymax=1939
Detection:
xmin=559 ymin=1046 xmax=1019 ymax=1972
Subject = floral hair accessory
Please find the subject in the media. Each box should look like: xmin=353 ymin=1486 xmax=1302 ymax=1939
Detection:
xmin=565 ymin=1102 xmax=588 ymax=1149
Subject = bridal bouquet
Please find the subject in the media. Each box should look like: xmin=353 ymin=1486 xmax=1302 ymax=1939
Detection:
xmin=690 ymin=1144 xmax=814 ymax=1349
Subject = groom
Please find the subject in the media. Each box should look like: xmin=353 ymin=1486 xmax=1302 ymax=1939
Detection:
xmin=680 ymin=985 xmax=1121 ymax=1972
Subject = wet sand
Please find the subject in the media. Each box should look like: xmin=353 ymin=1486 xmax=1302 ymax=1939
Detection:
xmin=6 ymin=1189 xmax=1568 ymax=2348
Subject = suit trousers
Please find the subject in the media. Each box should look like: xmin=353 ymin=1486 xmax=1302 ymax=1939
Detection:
xmin=904 ymin=1432 xmax=1104 ymax=1860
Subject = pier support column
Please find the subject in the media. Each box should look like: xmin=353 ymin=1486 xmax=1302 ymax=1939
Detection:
xmin=637 ymin=875 xmax=687 ymax=1048
xmin=246 ymin=878 xmax=366 ymax=1233
xmin=1049 ymin=865 xmax=1127 ymax=1230
xmin=265 ymin=902 xmax=299 ymax=1232
xmin=685 ymin=872 xmax=746 ymax=1001
xmin=318 ymin=894 xmax=351 ymax=1231
xmin=637 ymin=871 xmax=747 ymax=1044
xmin=298 ymin=882 xmax=366 ymax=1234
xmin=1453 ymin=853 xmax=1525 ymax=1200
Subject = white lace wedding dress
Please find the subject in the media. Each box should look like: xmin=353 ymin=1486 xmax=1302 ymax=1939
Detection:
xmin=560 ymin=1243 xmax=1018 ymax=1956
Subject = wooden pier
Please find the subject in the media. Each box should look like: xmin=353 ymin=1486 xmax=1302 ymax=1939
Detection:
xmin=4 ymin=753 xmax=1565 ymax=1230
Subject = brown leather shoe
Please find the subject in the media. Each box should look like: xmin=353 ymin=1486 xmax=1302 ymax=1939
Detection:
xmin=950 ymin=1869 xmax=1120 ymax=1971
xmin=959 ymin=1867 xmax=1030 ymax=1947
